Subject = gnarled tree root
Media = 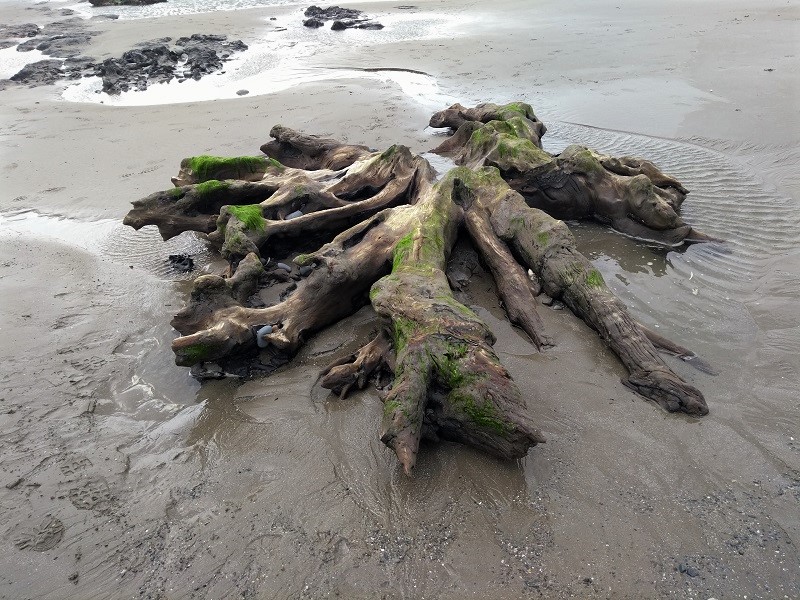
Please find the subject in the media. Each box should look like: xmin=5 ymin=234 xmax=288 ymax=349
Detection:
xmin=430 ymin=102 xmax=715 ymax=247
xmin=450 ymin=167 xmax=708 ymax=416
xmin=125 ymin=100 xmax=715 ymax=474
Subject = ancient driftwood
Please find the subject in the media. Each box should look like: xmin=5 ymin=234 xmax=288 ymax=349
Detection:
xmin=124 ymin=102 xmax=714 ymax=475
xmin=430 ymin=102 xmax=714 ymax=247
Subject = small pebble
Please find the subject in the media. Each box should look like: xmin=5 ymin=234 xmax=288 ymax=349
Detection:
xmin=285 ymin=210 xmax=303 ymax=220
xmin=236 ymin=89 xmax=249 ymax=96
xmin=255 ymin=325 xmax=273 ymax=348
xmin=276 ymin=262 xmax=292 ymax=272
xmin=298 ymin=265 xmax=313 ymax=276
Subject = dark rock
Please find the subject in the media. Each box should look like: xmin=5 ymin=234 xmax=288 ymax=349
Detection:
xmin=10 ymin=60 xmax=64 ymax=86
xmin=17 ymin=33 xmax=94 ymax=58
xmin=0 ymin=23 xmax=40 ymax=39
xmin=168 ymin=254 xmax=194 ymax=272
xmin=0 ymin=41 xmax=16 ymax=50
xmin=304 ymin=5 xmax=362 ymax=20
xmin=63 ymin=56 xmax=96 ymax=79
xmin=91 ymin=14 xmax=120 ymax=20
xmin=6 ymin=27 xmax=247 ymax=93
xmin=304 ymin=5 xmax=383 ymax=30
xmin=89 ymin=0 xmax=166 ymax=6
xmin=96 ymin=34 xmax=247 ymax=94
xmin=236 ymin=89 xmax=249 ymax=96
xmin=16 ymin=18 xmax=97 ymax=58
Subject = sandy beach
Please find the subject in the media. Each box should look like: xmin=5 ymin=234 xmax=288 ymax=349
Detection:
xmin=0 ymin=0 xmax=798 ymax=598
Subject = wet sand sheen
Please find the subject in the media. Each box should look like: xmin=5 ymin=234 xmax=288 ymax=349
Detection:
xmin=0 ymin=0 xmax=798 ymax=598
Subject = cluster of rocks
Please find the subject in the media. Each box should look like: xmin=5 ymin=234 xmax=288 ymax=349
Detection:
xmin=0 ymin=23 xmax=40 ymax=49
xmin=96 ymin=34 xmax=248 ymax=94
xmin=302 ymin=5 xmax=384 ymax=31
xmin=88 ymin=0 xmax=165 ymax=6
xmin=1 ymin=19 xmax=96 ymax=55
xmin=3 ymin=27 xmax=248 ymax=94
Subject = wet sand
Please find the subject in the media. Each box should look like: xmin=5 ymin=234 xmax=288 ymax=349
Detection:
xmin=0 ymin=0 xmax=798 ymax=598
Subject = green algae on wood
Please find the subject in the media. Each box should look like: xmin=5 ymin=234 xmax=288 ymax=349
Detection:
xmin=227 ymin=204 xmax=266 ymax=231
xmin=185 ymin=155 xmax=272 ymax=182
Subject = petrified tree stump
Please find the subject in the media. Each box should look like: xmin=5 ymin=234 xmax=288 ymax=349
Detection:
xmin=124 ymin=102 xmax=715 ymax=474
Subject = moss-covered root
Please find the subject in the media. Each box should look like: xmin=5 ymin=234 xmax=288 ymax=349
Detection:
xmin=434 ymin=118 xmax=556 ymax=177
xmin=553 ymin=145 xmax=695 ymax=246
xmin=428 ymin=103 xmax=708 ymax=247
xmin=172 ymin=155 xmax=284 ymax=186
xmin=123 ymin=180 xmax=272 ymax=240
xmin=208 ymin=145 xmax=432 ymax=261
xmin=457 ymin=167 xmax=708 ymax=416
xmin=260 ymin=125 xmax=372 ymax=171
xmin=370 ymin=174 xmax=544 ymax=474
xmin=170 ymin=202 xmax=405 ymax=370
xmin=372 ymin=274 xmax=546 ymax=474
xmin=457 ymin=173 xmax=552 ymax=349
xmin=171 ymin=252 xmax=264 ymax=366
xmin=216 ymin=203 xmax=265 ymax=261
xmin=319 ymin=330 xmax=394 ymax=399
xmin=429 ymin=101 xmax=547 ymax=148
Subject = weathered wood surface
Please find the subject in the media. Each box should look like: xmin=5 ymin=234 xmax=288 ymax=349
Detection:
xmin=124 ymin=102 xmax=714 ymax=474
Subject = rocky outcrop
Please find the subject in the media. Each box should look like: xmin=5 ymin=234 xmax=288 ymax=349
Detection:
xmin=10 ymin=60 xmax=65 ymax=86
xmin=89 ymin=0 xmax=166 ymax=5
xmin=3 ymin=30 xmax=248 ymax=94
xmin=0 ymin=23 xmax=40 ymax=40
xmin=303 ymin=5 xmax=384 ymax=30
xmin=96 ymin=34 xmax=247 ymax=94
xmin=15 ymin=18 xmax=96 ymax=58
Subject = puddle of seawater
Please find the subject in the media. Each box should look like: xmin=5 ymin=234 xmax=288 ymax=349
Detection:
xmin=0 ymin=209 xmax=117 ymax=251
xmin=420 ymin=151 xmax=456 ymax=180
xmin=0 ymin=209 xmax=213 ymax=278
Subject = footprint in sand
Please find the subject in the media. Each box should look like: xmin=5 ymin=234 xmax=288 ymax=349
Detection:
xmin=13 ymin=515 xmax=65 ymax=551
xmin=68 ymin=477 xmax=114 ymax=513
xmin=58 ymin=452 xmax=93 ymax=479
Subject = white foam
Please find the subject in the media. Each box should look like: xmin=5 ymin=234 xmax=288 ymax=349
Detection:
xmin=0 ymin=45 xmax=50 ymax=79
